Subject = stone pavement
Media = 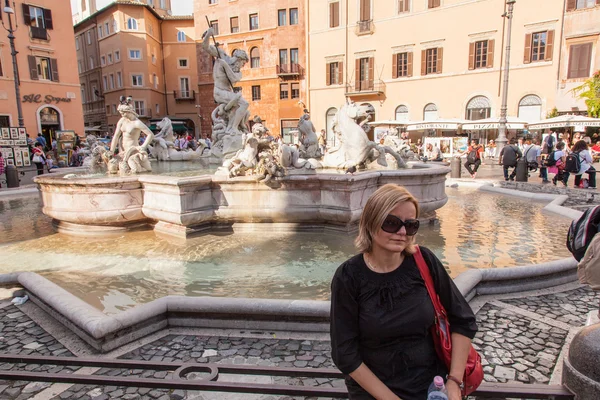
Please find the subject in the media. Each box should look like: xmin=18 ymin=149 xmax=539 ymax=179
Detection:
xmin=0 ymin=283 xmax=596 ymax=399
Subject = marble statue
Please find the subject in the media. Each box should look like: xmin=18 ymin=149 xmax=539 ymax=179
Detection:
xmin=226 ymin=137 xmax=259 ymax=178
xmin=322 ymin=100 xmax=406 ymax=170
xmin=202 ymin=27 xmax=250 ymax=158
xmin=383 ymin=136 xmax=415 ymax=160
xmin=297 ymin=113 xmax=322 ymax=159
xmin=149 ymin=117 xmax=207 ymax=161
xmin=107 ymin=97 xmax=154 ymax=174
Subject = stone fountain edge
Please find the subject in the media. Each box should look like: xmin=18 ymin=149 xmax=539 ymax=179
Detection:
xmin=0 ymin=256 xmax=579 ymax=353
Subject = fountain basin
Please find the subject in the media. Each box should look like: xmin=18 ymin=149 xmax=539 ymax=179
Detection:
xmin=35 ymin=163 xmax=450 ymax=238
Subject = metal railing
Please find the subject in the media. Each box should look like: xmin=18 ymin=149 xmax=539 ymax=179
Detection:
xmin=355 ymin=19 xmax=374 ymax=35
xmin=345 ymin=79 xmax=386 ymax=95
xmin=30 ymin=26 xmax=48 ymax=40
xmin=173 ymin=90 xmax=196 ymax=101
xmin=0 ymin=355 xmax=575 ymax=399
xmin=276 ymin=63 xmax=304 ymax=76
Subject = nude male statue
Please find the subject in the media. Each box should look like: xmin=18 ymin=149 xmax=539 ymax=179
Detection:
xmin=109 ymin=99 xmax=154 ymax=173
xmin=202 ymin=27 xmax=249 ymax=136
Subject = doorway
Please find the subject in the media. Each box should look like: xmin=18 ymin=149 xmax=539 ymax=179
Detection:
xmin=38 ymin=107 xmax=62 ymax=146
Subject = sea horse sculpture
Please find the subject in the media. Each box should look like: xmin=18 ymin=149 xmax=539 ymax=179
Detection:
xmin=321 ymin=100 xmax=406 ymax=169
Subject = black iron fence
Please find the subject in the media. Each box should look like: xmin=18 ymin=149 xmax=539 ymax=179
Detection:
xmin=0 ymin=354 xmax=575 ymax=399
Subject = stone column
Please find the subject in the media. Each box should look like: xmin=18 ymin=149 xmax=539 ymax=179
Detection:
xmin=562 ymin=323 xmax=600 ymax=398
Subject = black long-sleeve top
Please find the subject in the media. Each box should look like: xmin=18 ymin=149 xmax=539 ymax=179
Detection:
xmin=330 ymin=247 xmax=478 ymax=400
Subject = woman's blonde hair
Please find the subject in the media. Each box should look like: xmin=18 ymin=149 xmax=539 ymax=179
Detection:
xmin=355 ymin=184 xmax=420 ymax=254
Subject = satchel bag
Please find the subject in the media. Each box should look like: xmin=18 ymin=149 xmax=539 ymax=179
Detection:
xmin=414 ymin=246 xmax=484 ymax=396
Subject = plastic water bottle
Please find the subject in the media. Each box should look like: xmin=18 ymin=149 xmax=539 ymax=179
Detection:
xmin=427 ymin=376 xmax=448 ymax=400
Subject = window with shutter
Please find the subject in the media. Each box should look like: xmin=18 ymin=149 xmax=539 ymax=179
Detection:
xmin=338 ymin=61 xmax=344 ymax=84
xmin=524 ymin=33 xmax=532 ymax=63
xmin=424 ymin=48 xmax=439 ymax=75
xmin=394 ymin=53 xmax=410 ymax=78
xmin=280 ymin=83 xmax=289 ymax=99
xmin=470 ymin=40 xmax=489 ymax=69
xmin=360 ymin=0 xmax=371 ymax=21
xmin=428 ymin=0 xmax=441 ymax=9
xmin=355 ymin=58 xmax=361 ymax=91
xmin=326 ymin=63 xmax=331 ymax=86
xmin=486 ymin=39 xmax=495 ymax=68
xmin=526 ymin=31 xmax=553 ymax=63
xmin=230 ymin=17 xmax=239 ymax=33
xmin=567 ymin=43 xmax=593 ymax=79
xmin=28 ymin=55 xmax=39 ymax=80
xmin=330 ymin=2 xmax=340 ymax=28
xmin=398 ymin=0 xmax=409 ymax=13
xmin=436 ymin=48 xmax=443 ymax=73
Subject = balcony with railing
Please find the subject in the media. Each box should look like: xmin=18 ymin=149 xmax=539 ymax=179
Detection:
xmin=276 ymin=63 xmax=304 ymax=78
xmin=174 ymin=90 xmax=196 ymax=102
xmin=355 ymin=20 xmax=374 ymax=36
xmin=30 ymin=26 xmax=49 ymax=40
xmin=345 ymin=79 xmax=386 ymax=96
xmin=136 ymin=108 xmax=152 ymax=118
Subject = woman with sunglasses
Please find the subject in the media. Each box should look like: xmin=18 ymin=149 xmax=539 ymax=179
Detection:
xmin=330 ymin=184 xmax=478 ymax=400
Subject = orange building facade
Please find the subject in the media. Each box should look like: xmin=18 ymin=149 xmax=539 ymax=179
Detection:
xmin=194 ymin=0 xmax=308 ymax=140
xmin=74 ymin=1 xmax=199 ymax=137
xmin=0 ymin=0 xmax=84 ymax=141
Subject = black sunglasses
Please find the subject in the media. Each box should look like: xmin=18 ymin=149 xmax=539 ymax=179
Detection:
xmin=381 ymin=215 xmax=420 ymax=235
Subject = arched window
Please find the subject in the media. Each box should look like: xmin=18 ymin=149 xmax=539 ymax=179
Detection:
xmin=395 ymin=105 xmax=409 ymax=122
xmin=423 ymin=103 xmax=438 ymax=121
xmin=518 ymin=95 xmax=542 ymax=123
xmin=127 ymin=18 xmax=138 ymax=30
xmin=326 ymin=107 xmax=337 ymax=147
xmin=465 ymin=96 xmax=491 ymax=120
xmin=177 ymin=31 xmax=186 ymax=42
xmin=250 ymin=47 xmax=260 ymax=68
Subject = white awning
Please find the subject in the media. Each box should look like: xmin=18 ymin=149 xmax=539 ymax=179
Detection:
xmin=462 ymin=116 xmax=528 ymax=131
xmin=367 ymin=120 xmax=409 ymax=127
xmin=405 ymin=118 xmax=468 ymax=131
xmin=527 ymin=115 xmax=600 ymax=130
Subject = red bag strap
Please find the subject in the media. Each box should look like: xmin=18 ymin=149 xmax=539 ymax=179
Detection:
xmin=414 ymin=246 xmax=443 ymax=315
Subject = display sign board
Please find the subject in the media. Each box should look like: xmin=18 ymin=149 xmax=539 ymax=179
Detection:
xmin=423 ymin=136 xmax=468 ymax=157
xmin=56 ymin=130 xmax=77 ymax=165
xmin=0 ymin=127 xmax=30 ymax=167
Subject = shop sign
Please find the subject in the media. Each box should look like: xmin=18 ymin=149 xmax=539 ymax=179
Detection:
xmin=22 ymin=94 xmax=72 ymax=105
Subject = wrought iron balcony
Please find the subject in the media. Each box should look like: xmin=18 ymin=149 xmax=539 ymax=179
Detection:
xmin=276 ymin=63 xmax=304 ymax=77
xmin=30 ymin=26 xmax=49 ymax=40
xmin=174 ymin=90 xmax=196 ymax=102
xmin=355 ymin=20 xmax=374 ymax=35
xmin=345 ymin=79 xmax=386 ymax=96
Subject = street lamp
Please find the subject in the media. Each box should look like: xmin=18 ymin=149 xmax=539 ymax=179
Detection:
xmin=496 ymin=0 xmax=516 ymax=155
xmin=1 ymin=0 xmax=24 ymax=127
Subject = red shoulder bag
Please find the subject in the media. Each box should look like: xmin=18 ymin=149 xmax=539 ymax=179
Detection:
xmin=414 ymin=246 xmax=483 ymax=396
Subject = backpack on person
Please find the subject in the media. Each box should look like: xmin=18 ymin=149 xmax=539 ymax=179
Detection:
xmin=544 ymin=151 xmax=557 ymax=167
xmin=564 ymin=151 xmax=582 ymax=174
xmin=466 ymin=147 xmax=479 ymax=163
xmin=567 ymin=205 xmax=600 ymax=261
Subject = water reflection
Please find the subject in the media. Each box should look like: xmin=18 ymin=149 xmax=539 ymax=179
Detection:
xmin=0 ymin=188 xmax=572 ymax=313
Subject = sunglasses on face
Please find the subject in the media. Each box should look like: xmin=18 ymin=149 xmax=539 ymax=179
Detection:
xmin=381 ymin=215 xmax=420 ymax=235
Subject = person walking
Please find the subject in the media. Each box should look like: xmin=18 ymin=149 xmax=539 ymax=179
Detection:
xmin=330 ymin=184 xmax=477 ymax=400
xmin=570 ymin=140 xmax=596 ymax=189
xmin=523 ymin=137 xmax=540 ymax=177
xmin=32 ymin=143 xmax=46 ymax=175
xmin=499 ymin=138 xmax=522 ymax=181
xmin=463 ymin=139 xmax=484 ymax=178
